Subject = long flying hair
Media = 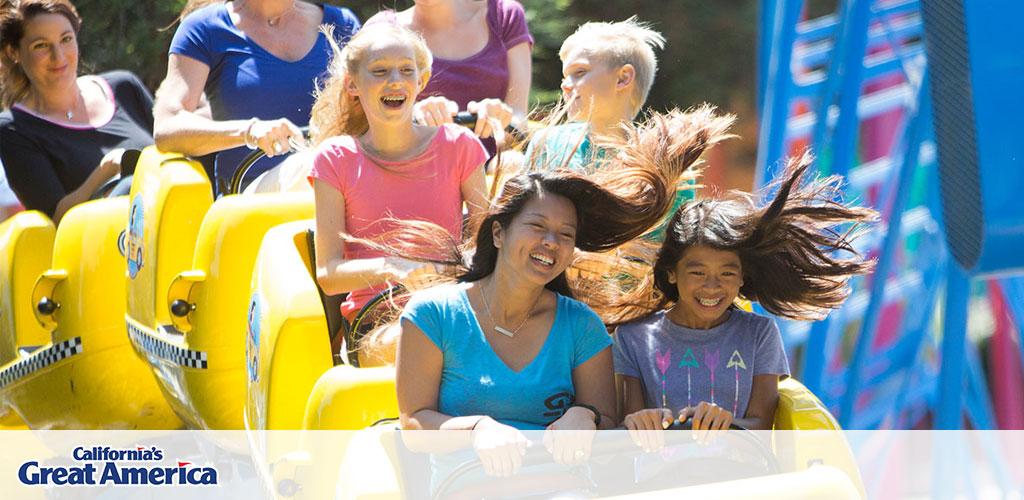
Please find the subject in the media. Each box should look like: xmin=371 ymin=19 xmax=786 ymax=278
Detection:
xmin=354 ymin=107 xmax=735 ymax=361
xmin=614 ymin=152 xmax=878 ymax=323
xmin=0 ymin=0 xmax=81 ymax=109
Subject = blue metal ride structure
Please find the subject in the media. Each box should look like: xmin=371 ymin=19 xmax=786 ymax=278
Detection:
xmin=756 ymin=0 xmax=1024 ymax=430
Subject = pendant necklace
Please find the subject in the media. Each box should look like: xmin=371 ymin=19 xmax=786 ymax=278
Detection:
xmin=478 ymin=283 xmax=542 ymax=338
xmin=237 ymin=0 xmax=295 ymax=26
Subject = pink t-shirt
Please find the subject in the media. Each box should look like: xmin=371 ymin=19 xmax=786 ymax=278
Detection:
xmin=310 ymin=124 xmax=487 ymax=318
xmin=366 ymin=0 xmax=534 ymax=110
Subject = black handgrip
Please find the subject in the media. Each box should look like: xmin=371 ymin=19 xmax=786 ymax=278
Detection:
xmin=669 ymin=417 xmax=746 ymax=431
xmin=170 ymin=300 xmax=193 ymax=317
xmin=452 ymin=111 xmax=477 ymax=127
xmin=37 ymin=297 xmax=59 ymax=315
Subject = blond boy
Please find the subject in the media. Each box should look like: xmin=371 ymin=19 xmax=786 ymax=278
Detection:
xmin=525 ymin=17 xmax=665 ymax=170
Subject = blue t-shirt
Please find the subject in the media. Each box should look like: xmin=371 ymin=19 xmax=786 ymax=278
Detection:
xmin=168 ymin=2 xmax=360 ymax=186
xmin=613 ymin=309 xmax=790 ymax=419
xmin=400 ymin=283 xmax=613 ymax=430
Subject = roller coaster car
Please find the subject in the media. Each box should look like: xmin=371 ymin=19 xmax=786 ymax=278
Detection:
xmin=124 ymin=147 xmax=314 ymax=431
xmin=0 ymin=190 xmax=180 ymax=429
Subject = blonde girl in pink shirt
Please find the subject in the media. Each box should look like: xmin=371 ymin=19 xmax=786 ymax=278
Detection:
xmin=308 ymin=24 xmax=489 ymax=359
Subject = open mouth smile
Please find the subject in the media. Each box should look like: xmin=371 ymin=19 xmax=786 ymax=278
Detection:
xmin=381 ymin=95 xmax=407 ymax=109
xmin=696 ymin=297 xmax=722 ymax=308
xmin=530 ymin=252 xmax=554 ymax=267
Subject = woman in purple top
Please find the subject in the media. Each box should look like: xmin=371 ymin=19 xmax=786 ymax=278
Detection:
xmin=366 ymin=0 xmax=532 ymax=147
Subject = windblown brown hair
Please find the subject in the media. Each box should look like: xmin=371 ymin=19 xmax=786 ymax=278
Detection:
xmin=351 ymin=107 xmax=734 ymax=362
xmin=0 ymin=0 xmax=81 ymax=109
xmin=622 ymin=152 xmax=878 ymax=323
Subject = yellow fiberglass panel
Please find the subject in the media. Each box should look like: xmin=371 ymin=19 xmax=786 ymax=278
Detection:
xmin=125 ymin=147 xmax=212 ymax=329
xmin=303 ymin=365 xmax=399 ymax=430
xmin=0 ymin=212 xmax=54 ymax=366
xmin=247 ymin=220 xmax=333 ymax=432
xmin=147 ymin=192 xmax=313 ymax=430
xmin=1 ymin=198 xmax=181 ymax=429
xmin=773 ymin=377 xmax=864 ymax=498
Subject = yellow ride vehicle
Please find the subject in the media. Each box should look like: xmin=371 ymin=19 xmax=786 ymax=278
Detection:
xmin=124 ymin=147 xmax=313 ymax=430
xmin=0 ymin=190 xmax=180 ymax=429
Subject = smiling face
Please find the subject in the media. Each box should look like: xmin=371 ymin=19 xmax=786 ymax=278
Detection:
xmin=493 ymin=191 xmax=578 ymax=287
xmin=8 ymin=13 xmax=78 ymax=92
xmin=666 ymin=245 xmax=744 ymax=329
xmin=346 ymin=39 xmax=428 ymax=125
xmin=560 ymin=47 xmax=621 ymax=123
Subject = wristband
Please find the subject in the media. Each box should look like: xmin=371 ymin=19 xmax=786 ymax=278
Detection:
xmin=569 ymin=403 xmax=601 ymax=427
xmin=243 ymin=118 xmax=258 ymax=149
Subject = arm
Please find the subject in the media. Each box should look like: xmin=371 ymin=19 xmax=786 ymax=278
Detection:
xmin=553 ymin=346 xmax=616 ymax=430
xmin=312 ymin=179 xmax=428 ymax=295
xmin=503 ymin=41 xmax=531 ymax=130
xmin=153 ymin=54 xmax=299 ymax=157
xmin=396 ymin=318 xmax=482 ymax=431
xmin=399 ymin=316 xmax=529 ymax=476
xmin=52 ymin=149 xmax=123 ymax=225
xmin=0 ymin=129 xmax=117 ymax=223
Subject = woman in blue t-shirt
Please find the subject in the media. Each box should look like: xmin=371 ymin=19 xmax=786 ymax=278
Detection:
xmin=153 ymin=0 xmax=359 ymax=191
xmin=392 ymin=108 xmax=731 ymax=477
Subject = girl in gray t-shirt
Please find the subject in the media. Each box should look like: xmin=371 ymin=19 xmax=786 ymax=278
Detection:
xmin=613 ymin=154 xmax=877 ymax=435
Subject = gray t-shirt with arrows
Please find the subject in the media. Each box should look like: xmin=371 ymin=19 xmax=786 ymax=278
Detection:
xmin=613 ymin=308 xmax=790 ymax=419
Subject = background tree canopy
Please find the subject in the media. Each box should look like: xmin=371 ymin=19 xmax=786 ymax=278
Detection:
xmin=74 ymin=0 xmax=759 ymax=188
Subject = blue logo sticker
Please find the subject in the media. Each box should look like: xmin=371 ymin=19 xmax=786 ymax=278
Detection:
xmin=246 ymin=293 xmax=262 ymax=383
xmin=126 ymin=194 xmax=145 ymax=279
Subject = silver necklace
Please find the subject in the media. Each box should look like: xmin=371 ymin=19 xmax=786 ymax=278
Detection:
xmin=238 ymin=0 xmax=296 ymax=27
xmin=478 ymin=283 xmax=542 ymax=338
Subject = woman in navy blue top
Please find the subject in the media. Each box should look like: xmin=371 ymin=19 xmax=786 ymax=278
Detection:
xmin=153 ymin=0 xmax=359 ymax=191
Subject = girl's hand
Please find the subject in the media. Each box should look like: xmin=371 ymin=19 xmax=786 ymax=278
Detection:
xmin=679 ymin=402 xmax=734 ymax=445
xmin=384 ymin=258 xmax=440 ymax=291
xmin=247 ymin=118 xmax=303 ymax=157
xmin=413 ymin=96 xmax=458 ymax=126
xmin=623 ymin=408 xmax=673 ymax=452
xmin=543 ymin=407 xmax=597 ymax=465
xmin=472 ymin=417 xmax=528 ymax=477
xmin=467 ymin=98 xmax=512 ymax=139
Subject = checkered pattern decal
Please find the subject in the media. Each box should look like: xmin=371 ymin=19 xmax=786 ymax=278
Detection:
xmin=127 ymin=322 xmax=208 ymax=370
xmin=0 ymin=337 xmax=83 ymax=390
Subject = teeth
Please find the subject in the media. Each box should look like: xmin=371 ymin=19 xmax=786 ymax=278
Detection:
xmin=530 ymin=253 xmax=553 ymax=266
xmin=697 ymin=297 xmax=721 ymax=307
xmin=382 ymin=95 xmax=405 ymax=103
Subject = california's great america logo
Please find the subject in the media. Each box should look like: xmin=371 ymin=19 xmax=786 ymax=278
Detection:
xmin=18 ymin=446 xmax=218 ymax=486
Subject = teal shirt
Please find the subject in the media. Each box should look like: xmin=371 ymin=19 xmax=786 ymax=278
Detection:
xmin=401 ymin=283 xmax=613 ymax=430
xmin=523 ymin=122 xmax=597 ymax=172
xmin=524 ymin=122 xmax=694 ymax=241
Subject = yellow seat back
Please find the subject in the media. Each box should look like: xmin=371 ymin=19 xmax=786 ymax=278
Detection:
xmin=125 ymin=147 xmax=213 ymax=329
xmin=0 ymin=212 xmax=54 ymax=365
xmin=246 ymin=220 xmax=333 ymax=431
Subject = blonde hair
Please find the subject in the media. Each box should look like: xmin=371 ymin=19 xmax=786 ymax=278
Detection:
xmin=0 ymin=0 xmax=82 ymax=109
xmin=559 ymin=16 xmax=665 ymax=117
xmin=309 ymin=23 xmax=433 ymax=145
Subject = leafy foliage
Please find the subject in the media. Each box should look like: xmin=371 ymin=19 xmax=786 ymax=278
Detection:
xmin=71 ymin=0 xmax=756 ymax=117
